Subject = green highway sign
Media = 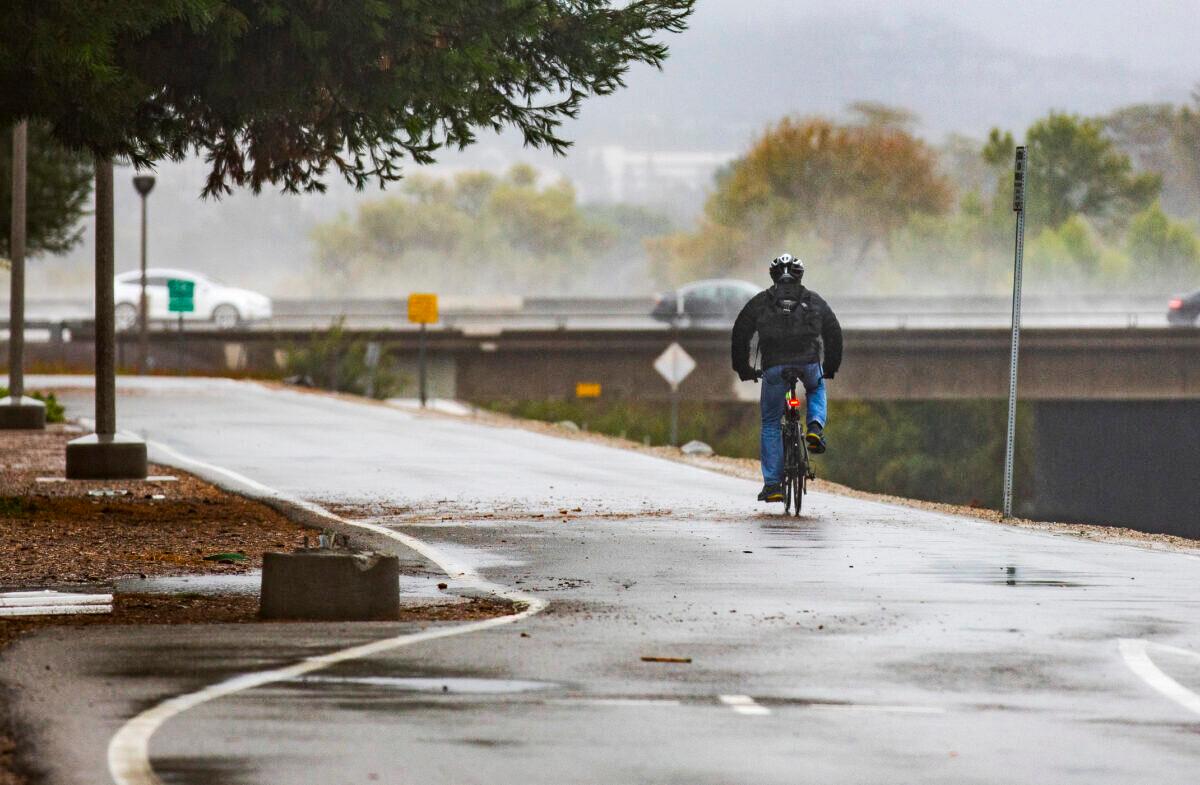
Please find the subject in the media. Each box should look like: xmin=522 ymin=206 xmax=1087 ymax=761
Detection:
xmin=167 ymin=278 xmax=195 ymax=313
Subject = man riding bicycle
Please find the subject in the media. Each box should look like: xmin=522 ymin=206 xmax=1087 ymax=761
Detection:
xmin=731 ymin=254 xmax=843 ymax=503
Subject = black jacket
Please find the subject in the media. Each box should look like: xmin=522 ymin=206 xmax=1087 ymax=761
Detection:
xmin=730 ymin=285 xmax=843 ymax=378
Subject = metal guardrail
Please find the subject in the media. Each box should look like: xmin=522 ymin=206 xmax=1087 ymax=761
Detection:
xmin=1 ymin=296 xmax=1185 ymax=341
xmin=0 ymin=319 xmax=72 ymax=342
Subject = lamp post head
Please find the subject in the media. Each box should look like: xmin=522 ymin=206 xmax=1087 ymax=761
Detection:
xmin=132 ymin=175 xmax=156 ymax=197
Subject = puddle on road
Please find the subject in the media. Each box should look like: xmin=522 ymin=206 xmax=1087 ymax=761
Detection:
xmin=114 ymin=573 xmax=261 ymax=595
xmin=920 ymin=564 xmax=1095 ymax=588
xmin=758 ymin=520 xmax=828 ymax=543
xmin=295 ymin=675 xmax=559 ymax=694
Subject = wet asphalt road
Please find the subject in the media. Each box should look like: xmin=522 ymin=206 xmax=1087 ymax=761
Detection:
xmin=6 ymin=377 xmax=1200 ymax=784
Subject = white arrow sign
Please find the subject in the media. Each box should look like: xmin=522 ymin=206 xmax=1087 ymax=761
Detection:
xmin=654 ymin=342 xmax=696 ymax=391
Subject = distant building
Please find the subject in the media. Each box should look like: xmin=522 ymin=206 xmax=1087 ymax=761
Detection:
xmin=588 ymin=145 xmax=736 ymax=206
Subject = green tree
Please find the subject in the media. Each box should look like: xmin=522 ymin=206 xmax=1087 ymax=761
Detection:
xmin=1025 ymin=215 xmax=1105 ymax=282
xmin=1 ymin=1 xmax=694 ymax=196
xmin=311 ymin=166 xmax=668 ymax=295
xmin=989 ymin=113 xmax=1160 ymax=229
xmin=0 ymin=123 xmax=93 ymax=258
xmin=981 ymin=128 xmax=1015 ymax=168
xmin=1172 ymin=88 xmax=1200 ymax=219
xmin=1105 ymin=103 xmax=1200 ymax=220
xmin=653 ymin=114 xmax=952 ymax=282
xmin=938 ymin=133 xmax=994 ymax=205
xmin=1104 ymin=104 xmax=1177 ymax=175
xmin=1126 ymin=202 xmax=1200 ymax=283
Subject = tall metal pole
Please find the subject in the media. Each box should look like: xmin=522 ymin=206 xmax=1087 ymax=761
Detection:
xmin=418 ymin=323 xmax=428 ymax=407
xmin=669 ymin=387 xmax=679 ymax=447
xmin=95 ymin=158 xmax=116 ymax=437
xmin=1002 ymin=146 xmax=1028 ymax=518
xmin=138 ymin=192 xmax=148 ymax=370
xmin=132 ymin=174 xmax=155 ymax=371
xmin=668 ymin=316 xmax=680 ymax=446
xmin=8 ymin=122 xmax=27 ymax=399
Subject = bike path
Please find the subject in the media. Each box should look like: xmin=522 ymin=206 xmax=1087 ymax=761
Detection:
xmin=5 ymin=377 xmax=1200 ymax=784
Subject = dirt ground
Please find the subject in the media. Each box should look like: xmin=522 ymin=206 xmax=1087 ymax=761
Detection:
xmin=0 ymin=424 xmax=524 ymax=631
xmin=0 ymin=425 xmax=315 ymax=585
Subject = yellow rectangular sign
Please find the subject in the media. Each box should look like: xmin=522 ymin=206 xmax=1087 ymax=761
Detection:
xmin=575 ymin=382 xmax=602 ymax=399
xmin=407 ymin=293 xmax=438 ymax=324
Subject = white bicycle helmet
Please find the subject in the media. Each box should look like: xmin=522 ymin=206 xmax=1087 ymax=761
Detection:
xmin=770 ymin=253 xmax=804 ymax=283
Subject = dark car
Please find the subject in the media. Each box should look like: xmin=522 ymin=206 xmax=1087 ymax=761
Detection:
xmin=1167 ymin=289 xmax=1200 ymax=326
xmin=652 ymin=279 xmax=759 ymax=326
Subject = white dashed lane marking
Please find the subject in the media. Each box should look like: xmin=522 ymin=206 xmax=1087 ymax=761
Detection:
xmin=720 ymin=694 xmax=772 ymax=716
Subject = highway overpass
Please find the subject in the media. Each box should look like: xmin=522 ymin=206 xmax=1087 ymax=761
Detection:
xmin=13 ymin=324 xmax=1198 ymax=536
xmin=6 ymin=325 xmax=1200 ymax=535
xmin=1 ymin=293 xmax=1181 ymax=332
xmin=10 ymin=324 xmax=1192 ymax=402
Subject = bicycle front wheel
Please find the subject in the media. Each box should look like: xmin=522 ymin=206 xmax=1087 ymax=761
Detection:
xmin=793 ymin=437 xmax=810 ymax=517
xmin=791 ymin=470 xmax=803 ymax=516
xmin=780 ymin=427 xmax=792 ymax=514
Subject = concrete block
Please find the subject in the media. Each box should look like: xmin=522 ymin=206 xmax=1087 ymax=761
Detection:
xmin=65 ymin=433 xmax=148 ymax=479
xmin=0 ymin=396 xmax=46 ymax=430
xmin=260 ymin=550 xmax=400 ymax=620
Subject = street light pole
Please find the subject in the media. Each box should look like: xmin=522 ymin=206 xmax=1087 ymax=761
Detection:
xmin=1 ymin=120 xmax=45 ymax=429
xmin=132 ymin=174 xmax=156 ymax=372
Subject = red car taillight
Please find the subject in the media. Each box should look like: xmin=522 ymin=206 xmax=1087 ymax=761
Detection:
xmin=1169 ymin=298 xmax=1183 ymax=310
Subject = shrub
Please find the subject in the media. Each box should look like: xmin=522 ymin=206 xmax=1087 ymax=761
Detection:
xmin=0 ymin=387 xmax=65 ymax=422
xmin=282 ymin=319 xmax=405 ymax=399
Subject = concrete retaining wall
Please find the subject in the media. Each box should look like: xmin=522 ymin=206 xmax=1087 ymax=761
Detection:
xmin=1029 ymin=400 xmax=1200 ymax=538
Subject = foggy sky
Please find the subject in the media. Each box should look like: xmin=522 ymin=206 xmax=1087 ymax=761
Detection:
xmin=722 ymin=0 xmax=1200 ymax=76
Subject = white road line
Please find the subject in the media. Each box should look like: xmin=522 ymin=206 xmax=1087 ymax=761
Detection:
xmin=145 ymin=440 xmax=476 ymax=578
xmin=1118 ymin=639 xmax=1200 ymax=717
xmin=107 ymin=442 xmax=547 ymax=785
xmin=719 ymin=694 xmax=771 ymax=716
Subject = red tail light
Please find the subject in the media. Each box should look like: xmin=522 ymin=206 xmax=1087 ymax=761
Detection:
xmin=787 ymin=396 xmax=801 ymax=408
xmin=1169 ymin=298 xmax=1183 ymax=310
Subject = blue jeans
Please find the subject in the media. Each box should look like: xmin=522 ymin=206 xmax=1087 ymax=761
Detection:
xmin=760 ymin=363 xmax=826 ymax=485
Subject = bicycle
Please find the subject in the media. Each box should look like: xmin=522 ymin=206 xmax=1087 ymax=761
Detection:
xmin=780 ymin=367 xmax=816 ymax=516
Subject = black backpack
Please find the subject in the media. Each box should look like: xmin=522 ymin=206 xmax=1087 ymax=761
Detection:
xmin=756 ymin=282 xmax=821 ymax=350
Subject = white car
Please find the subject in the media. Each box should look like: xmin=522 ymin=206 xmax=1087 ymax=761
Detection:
xmin=114 ymin=268 xmax=272 ymax=331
